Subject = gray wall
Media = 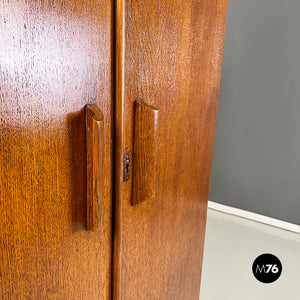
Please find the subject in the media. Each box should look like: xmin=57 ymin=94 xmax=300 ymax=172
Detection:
xmin=209 ymin=0 xmax=300 ymax=225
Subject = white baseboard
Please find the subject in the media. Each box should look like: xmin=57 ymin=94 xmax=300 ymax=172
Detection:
xmin=208 ymin=200 xmax=300 ymax=234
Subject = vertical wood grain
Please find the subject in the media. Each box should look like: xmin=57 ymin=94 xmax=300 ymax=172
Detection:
xmin=114 ymin=0 xmax=228 ymax=299
xmin=86 ymin=104 xmax=104 ymax=231
xmin=0 ymin=0 xmax=113 ymax=299
xmin=132 ymin=99 xmax=158 ymax=206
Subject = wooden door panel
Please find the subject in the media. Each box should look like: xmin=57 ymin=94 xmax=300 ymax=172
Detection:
xmin=114 ymin=1 xmax=227 ymax=299
xmin=0 ymin=1 xmax=113 ymax=299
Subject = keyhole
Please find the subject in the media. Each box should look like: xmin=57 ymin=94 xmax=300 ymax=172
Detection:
xmin=123 ymin=154 xmax=130 ymax=182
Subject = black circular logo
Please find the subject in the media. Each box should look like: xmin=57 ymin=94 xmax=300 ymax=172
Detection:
xmin=252 ymin=253 xmax=282 ymax=283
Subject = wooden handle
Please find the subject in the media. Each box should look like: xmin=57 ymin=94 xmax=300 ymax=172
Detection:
xmin=86 ymin=104 xmax=104 ymax=231
xmin=132 ymin=99 xmax=159 ymax=205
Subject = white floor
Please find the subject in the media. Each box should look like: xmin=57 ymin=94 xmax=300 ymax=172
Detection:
xmin=200 ymin=209 xmax=300 ymax=300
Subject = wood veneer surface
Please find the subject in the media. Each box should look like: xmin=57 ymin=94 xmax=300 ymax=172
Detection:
xmin=0 ymin=0 xmax=113 ymax=298
xmin=114 ymin=0 xmax=228 ymax=299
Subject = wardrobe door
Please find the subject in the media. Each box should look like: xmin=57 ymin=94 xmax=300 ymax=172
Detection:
xmin=114 ymin=1 xmax=227 ymax=299
xmin=0 ymin=1 xmax=113 ymax=299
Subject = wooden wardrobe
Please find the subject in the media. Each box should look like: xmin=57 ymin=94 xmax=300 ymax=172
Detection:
xmin=0 ymin=0 xmax=227 ymax=299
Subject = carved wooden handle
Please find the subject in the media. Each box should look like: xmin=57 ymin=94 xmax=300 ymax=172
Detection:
xmin=132 ymin=99 xmax=159 ymax=205
xmin=86 ymin=104 xmax=104 ymax=231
